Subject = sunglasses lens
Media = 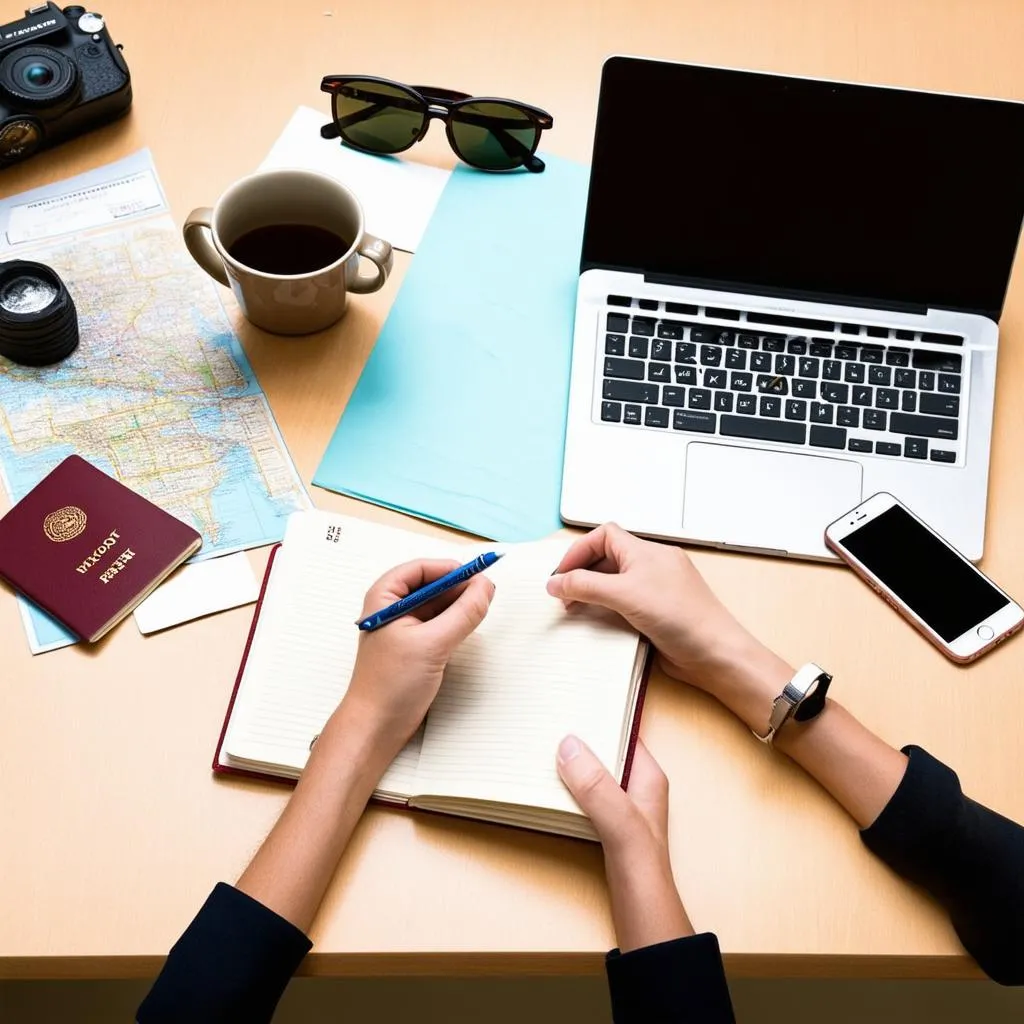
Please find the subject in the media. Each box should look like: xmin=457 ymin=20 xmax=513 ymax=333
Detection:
xmin=334 ymin=79 xmax=426 ymax=154
xmin=449 ymin=101 xmax=539 ymax=170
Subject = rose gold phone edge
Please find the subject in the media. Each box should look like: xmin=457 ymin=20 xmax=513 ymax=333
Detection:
xmin=824 ymin=492 xmax=1024 ymax=665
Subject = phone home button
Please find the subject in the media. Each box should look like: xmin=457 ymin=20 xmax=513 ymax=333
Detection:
xmin=977 ymin=624 xmax=995 ymax=641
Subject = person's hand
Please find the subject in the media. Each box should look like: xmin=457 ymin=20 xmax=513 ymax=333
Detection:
xmin=547 ymin=523 xmax=791 ymax=703
xmin=341 ymin=559 xmax=494 ymax=762
xmin=557 ymin=736 xmax=692 ymax=952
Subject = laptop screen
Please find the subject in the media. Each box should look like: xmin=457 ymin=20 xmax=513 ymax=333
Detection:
xmin=581 ymin=57 xmax=1024 ymax=320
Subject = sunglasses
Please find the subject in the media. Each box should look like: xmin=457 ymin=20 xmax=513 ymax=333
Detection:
xmin=320 ymin=76 xmax=553 ymax=173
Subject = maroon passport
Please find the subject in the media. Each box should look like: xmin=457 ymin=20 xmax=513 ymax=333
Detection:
xmin=0 ymin=455 xmax=202 ymax=642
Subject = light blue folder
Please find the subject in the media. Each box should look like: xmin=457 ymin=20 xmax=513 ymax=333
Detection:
xmin=314 ymin=153 xmax=589 ymax=542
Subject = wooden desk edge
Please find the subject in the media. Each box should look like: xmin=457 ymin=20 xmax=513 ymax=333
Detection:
xmin=0 ymin=952 xmax=986 ymax=982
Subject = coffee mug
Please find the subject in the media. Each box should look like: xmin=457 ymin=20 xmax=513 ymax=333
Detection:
xmin=183 ymin=169 xmax=393 ymax=335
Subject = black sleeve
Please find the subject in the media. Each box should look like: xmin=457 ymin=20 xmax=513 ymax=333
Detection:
xmin=605 ymin=932 xmax=735 ymax=1023
xmin=860 ymin=745 xmax=1024 ymax=985
xmin=136 ymin=882 xmax=312 ymax=1023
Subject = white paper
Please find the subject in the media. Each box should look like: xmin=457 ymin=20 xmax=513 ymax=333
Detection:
xmin=259 ymin=106 xmax=450 ymax=253
xmin=133 ymin=553 xmax=259 ymax=635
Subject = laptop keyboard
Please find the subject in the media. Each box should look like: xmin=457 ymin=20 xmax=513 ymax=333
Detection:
xmin=597 ymin=297 xmax=964 ymax=464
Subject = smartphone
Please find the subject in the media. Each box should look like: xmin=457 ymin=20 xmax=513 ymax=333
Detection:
xmin=824 ymin=492 xmax=1024 ymax=663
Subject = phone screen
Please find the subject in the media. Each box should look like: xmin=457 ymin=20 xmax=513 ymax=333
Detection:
xmin=839 ymin=505 xmax=1009 ymax=641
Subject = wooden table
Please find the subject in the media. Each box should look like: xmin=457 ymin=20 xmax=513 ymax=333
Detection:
xmin=2 ymin=0 xmax=1024 ymax=981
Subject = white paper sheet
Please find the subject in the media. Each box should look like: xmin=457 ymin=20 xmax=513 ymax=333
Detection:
xmin=259 ymin=106 xmax=451 ymax=253
xmin=134 ymin=552 xmax=259 ymax=635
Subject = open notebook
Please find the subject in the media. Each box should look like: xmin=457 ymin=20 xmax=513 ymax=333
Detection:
xmin=214 ymin=511 xmax=650 ymax=840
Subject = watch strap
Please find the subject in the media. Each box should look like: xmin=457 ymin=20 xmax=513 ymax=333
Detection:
xmin=753 ymin=662 xmax=831 ymax=745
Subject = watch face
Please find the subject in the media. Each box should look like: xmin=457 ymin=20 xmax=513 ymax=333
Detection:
xmin=793 ymin=672 xmax=831 ymax=721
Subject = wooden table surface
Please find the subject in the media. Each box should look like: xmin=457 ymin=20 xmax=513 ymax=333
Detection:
xmin=2 ymin=0 xmax=1024 ymax=981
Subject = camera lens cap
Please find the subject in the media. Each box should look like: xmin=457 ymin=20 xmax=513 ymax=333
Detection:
xmin=0 ymin=260 xmax=80 ymax=366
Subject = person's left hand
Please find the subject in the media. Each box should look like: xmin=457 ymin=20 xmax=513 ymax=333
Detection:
xmin=342 ymin=559 xmax=495 ymax=761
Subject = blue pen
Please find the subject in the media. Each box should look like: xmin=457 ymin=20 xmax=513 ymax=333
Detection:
xmin=356 ymin=551 xmax=503 ymax=631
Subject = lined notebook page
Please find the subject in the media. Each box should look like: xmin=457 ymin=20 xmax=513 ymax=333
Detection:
xmin=413 ymin=540 xmax=642 ymax=814
xmin=222 ymin=511 xmax=460 ymax=795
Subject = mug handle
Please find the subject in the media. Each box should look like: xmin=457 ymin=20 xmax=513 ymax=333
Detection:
xmin=349 ymin=233 xmax=394 ymax=294
xmin=183 ymin=208 xmax=230 ymax=288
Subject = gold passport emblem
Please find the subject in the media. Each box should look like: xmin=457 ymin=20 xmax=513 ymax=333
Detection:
xmin=43 ymin=506 xmax=88 ymax=543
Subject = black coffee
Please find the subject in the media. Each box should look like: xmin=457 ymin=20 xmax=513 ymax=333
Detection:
xmin=227 ymin=224 xmax=351 ymax=275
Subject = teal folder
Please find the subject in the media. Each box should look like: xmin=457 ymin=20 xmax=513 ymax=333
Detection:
xmin=314 ymin=153 xmax=589 ymax=541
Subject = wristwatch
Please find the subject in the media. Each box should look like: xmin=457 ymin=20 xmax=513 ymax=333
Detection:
xmin=752 ymin=662 xmax=832 ymax=745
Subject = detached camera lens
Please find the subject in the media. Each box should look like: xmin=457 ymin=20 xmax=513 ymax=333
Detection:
xmin=0 ymin=45 xmax=77 ymax=107
xmin=0 ymin=261 xmax=79 ymax=367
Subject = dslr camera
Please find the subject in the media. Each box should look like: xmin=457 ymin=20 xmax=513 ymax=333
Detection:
xmin=0 ymin=3 xmax=131 ymax=166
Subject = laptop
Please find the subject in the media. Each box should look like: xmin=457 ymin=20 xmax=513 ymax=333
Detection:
xmin=561 ymin=56 xmax=1024 ymax=561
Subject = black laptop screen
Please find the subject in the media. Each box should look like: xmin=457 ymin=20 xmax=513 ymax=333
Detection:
xmin=581 ymin=57 xmax=1024 ymax=320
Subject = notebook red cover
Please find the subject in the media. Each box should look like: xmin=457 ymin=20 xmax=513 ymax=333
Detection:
xmin=212 ymin=542 xmax=654 ymax=797
xmin=0 ymin=454 xmax=202 ymax=642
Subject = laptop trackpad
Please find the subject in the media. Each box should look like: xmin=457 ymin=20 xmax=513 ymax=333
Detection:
xmin=682 ymin=443 xmax=863 ymax=557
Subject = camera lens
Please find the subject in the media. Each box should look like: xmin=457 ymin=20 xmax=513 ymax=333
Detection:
xmin=0 ymin=261 xmax=80 ymax=367
xmin=0 ymin=46 xmax=77 ymax=107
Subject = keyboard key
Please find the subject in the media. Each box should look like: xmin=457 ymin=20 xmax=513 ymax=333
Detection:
xmin=886 ymin=347 xmax=910 ymax=366
xmin=809 ymin=339 xmax=833 ymax=356
xmin=666 ymin=301 xmax=699 ymax=315
xmin=738 ymin=333 xmax=760 ymax=349
xmin=785 ymin=399 xmax=807 ymax=420
xmin=704 ymin=370 xmax=727 ymax=389
xmin=894 ymin=329 xmax=915 ymax=340
xmin=774 ymin=355 xmax=796 ymax=375
xmin=638 ymin=299 xmax=659 ymax=311
xmin=901 ymin=391 xmax=917 ymax=412
xmin=736 ymin=394 xmax=757 ymax=414
xmin=894 ymin=368 xmax=916 ymax=388
xmin=731 ymin=372 xmax=753 ymax=392
xmin=837 ymin=406 xmax=859 ymax=427
xmin=648 ymin=364 xmax=671 ymax=382
xmin=607 ymin=314 xmax=630 ymax=333
xmin=675 ymin=342 xmax=696 ymax=363
xmin=799 ymin=357 xmax=820 ymax=377
xmin=863 ymin=408 xmax=887 ymax=430
xmin=811 ymin=402 xmax=834 ymax=424
xmin=761 ymin=335 xmax=786 ymax=352
xmin=810 ymin=425 xmax=846 ymax=449
xmin=875 ymin=388 xmax=898 ymax=409
xmin=604 ymin=380 xmax=659 ymax=403
xmin=821 ymin=383 xmax=849 ymax=404
xmin=860 ymin=346 xmax=884 ymax=363
xmin=690 ymin=326 xmax=718 ymax=344
xmin=700 ymin=346 xmax=722 ymax=366
xmin=868 ymin=365 xmax=892 ymax=386
xmin=675 ymin=365 xmax=697 ymax=385
xmin=726 ymin=348 xmax=747 ymax=369
xmin=706 ymin=307 xmax=741 ymax=321
xmin=607 ymin=296 xmax=632 ymax=308
xmin=848 ymin=438 xmax=872 ymax=452
xmin=939 ymin=374 xmax=961 ymax=394
xmin=605 ymin=334 xmax=626 ymax=355
xmin=720 ymin=415 xmax=806 ymax=444
xmin=852 ymin=386 xmax=873 ymax=406
xmin=931 ymin=449 xmax=956 ymax=463
xmin=624 ymin=404 xmax=642 ymax=425
xmin=913 ymin=350 xmax=962 ymax=372
xmin=629 ymin=337 xmax=649 ymax=359
xmin=631 ymin=317 xmax=656 ymax=336
xmin=756 ymin=374 xmax=788 ymax=395
xmin=645 ymin=406 xmax=670 ymax=428
xmin=673 ymin=409 xmax=717 ymax=433
xmin=822 ymin=359 xmax=842 ymax=380
xmin=662 ymin=387 xmax=687 ymax=407
xmin=651 ymin=339 xmax=672 ymax=361
xmin=689 ymin=388 xmax=712 ymax=410
xmin=835 ymin=344 xmax=858 ymax=360
xmin=840 ymin=323 xmax=861 ymax=335
xmin=904 ymin=437 xmax=928 ymax=459
xmin=656 ymin=320 xmax=686 ymax=340
xmin=605 ymin=357 xmax=646 ymax=380
xmin=714 ymin=392 xmax=734 ymax=412
xmin=792 ymin=379 xmax=817 ymax=399
xmin=921 ymin=333 xmax=964 ymax=346
xmin=760 ymin=396 xmax=782 ymax=418
xmin=601 ymin=401 xmax=622 ymax=422
xmin=844 ymin=363 xmax=865 ymax=383
xmin=751 ymin=351 xmax=773 ymax=372
xmin=889 ymin=412 xmax=958 ymax=440
xmin=866 ymin=325 xmax=889 ymax=339
xmin=787 ymin=337 xmax=808 ymax=354
xmin=919 ymin=371 xmax=936 ymax=391
xmin=876 ymin=442 xmax=901 ymax=456
xmin=920 ymin=393 xmax=960 ymax=417
xmin=713 ymin=329 xmax=736 ymax=346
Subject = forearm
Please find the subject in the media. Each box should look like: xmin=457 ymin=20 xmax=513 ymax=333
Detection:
xmin=604 ymin=849 xmax=693 ymax=953
xmin=236 ymin=697 xmax=394 ymax=933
